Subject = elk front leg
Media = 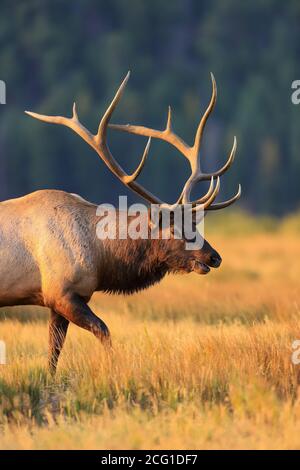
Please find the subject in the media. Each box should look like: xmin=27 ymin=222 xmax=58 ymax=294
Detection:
xmin=48 ymin=309 xmax=69 ymax=375
xmin=54 ymin=294 xmax=111 ymax=346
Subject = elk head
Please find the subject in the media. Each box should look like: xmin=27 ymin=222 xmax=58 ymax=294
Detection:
xmin=26 ymin=72 xmax=241 ymax=276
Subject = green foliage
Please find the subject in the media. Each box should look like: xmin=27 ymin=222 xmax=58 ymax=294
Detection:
xmin=0 ymin=0 xmax=299 ymax=214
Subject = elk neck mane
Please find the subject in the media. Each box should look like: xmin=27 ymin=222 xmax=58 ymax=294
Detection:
xmin=98 ymin=237 xmax=171 ymax=295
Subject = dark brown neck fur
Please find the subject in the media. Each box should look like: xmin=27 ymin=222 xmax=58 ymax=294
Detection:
xmin=97 ymin=237 xmax=181 ymax=294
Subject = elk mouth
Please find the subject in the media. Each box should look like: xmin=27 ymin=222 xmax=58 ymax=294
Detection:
xmin=193 ymin=261 xmax=211 ymax=275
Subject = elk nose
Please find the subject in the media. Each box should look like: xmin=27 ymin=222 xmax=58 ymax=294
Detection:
xmin=210 ymin=254 xmax=222 ymax=268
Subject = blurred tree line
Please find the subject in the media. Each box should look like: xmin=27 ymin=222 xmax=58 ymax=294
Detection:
xmin=0 ymin=0 xmax=299 ymax=215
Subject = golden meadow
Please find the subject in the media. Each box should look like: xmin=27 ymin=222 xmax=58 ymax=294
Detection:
xmin=1 ymin=211 xmax=300 ymax=449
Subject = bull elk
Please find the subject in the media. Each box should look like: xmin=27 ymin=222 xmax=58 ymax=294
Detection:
xmin=0 ymin=73 xmax=240 ymax=374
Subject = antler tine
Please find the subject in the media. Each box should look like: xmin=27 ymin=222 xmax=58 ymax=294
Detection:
xmin=177 ymin=174 xmax=219 ymax=205
xmin=123 ymin=137 xmax=151 ymax=184
xmin=192 ymin=72 xmax=217 ymax=164
xmin=25 ymin=105 xmax=95 ymax=147
xmin=203 ymin=176 xmax=220 ymax=209
xmin=194 ymin=176 xmax=215 ymax=204
xmin=179 ymin=72 xmax=217 ymax=205
xmin=200 ymin=136 xmax=237 ymax=181
xmin=207 ymin=184 xmax=241 ymax=211
xmin=96 ymin=72 xmax=130 ymax=144
xmin=191 ymin=177 xmax=220 ymax=214
xmin=72 ymin=102 xmax=78 ymax=120
xmin=166 ymin=106 xmax=172 ymax=131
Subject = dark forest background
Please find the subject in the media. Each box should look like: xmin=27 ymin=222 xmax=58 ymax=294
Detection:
xmin=0 ymin=0 xmax=300 ymax=215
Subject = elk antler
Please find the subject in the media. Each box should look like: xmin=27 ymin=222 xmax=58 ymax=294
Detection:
xmin=25 ymin=72 xmax=240 ymax=211
xmin=110 ymin=73 xmax=241 ymax=210
xmin=25 ymin=73 xmax=164 ymax=205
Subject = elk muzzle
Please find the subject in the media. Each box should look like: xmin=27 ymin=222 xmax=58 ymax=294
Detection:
xmin=192 ymin=246 xmax=222 ymax=275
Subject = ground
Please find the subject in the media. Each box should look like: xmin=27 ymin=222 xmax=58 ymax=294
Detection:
xmin=1 ymin=211 xmax=300 ymax=449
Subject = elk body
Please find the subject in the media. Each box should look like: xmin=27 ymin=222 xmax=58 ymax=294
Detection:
xmin=0 ymin=73 xmax=240 ymax=373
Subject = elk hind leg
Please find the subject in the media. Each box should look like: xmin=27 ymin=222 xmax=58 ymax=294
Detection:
xmin=48 ymin=309 xmax=69 ymax=375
